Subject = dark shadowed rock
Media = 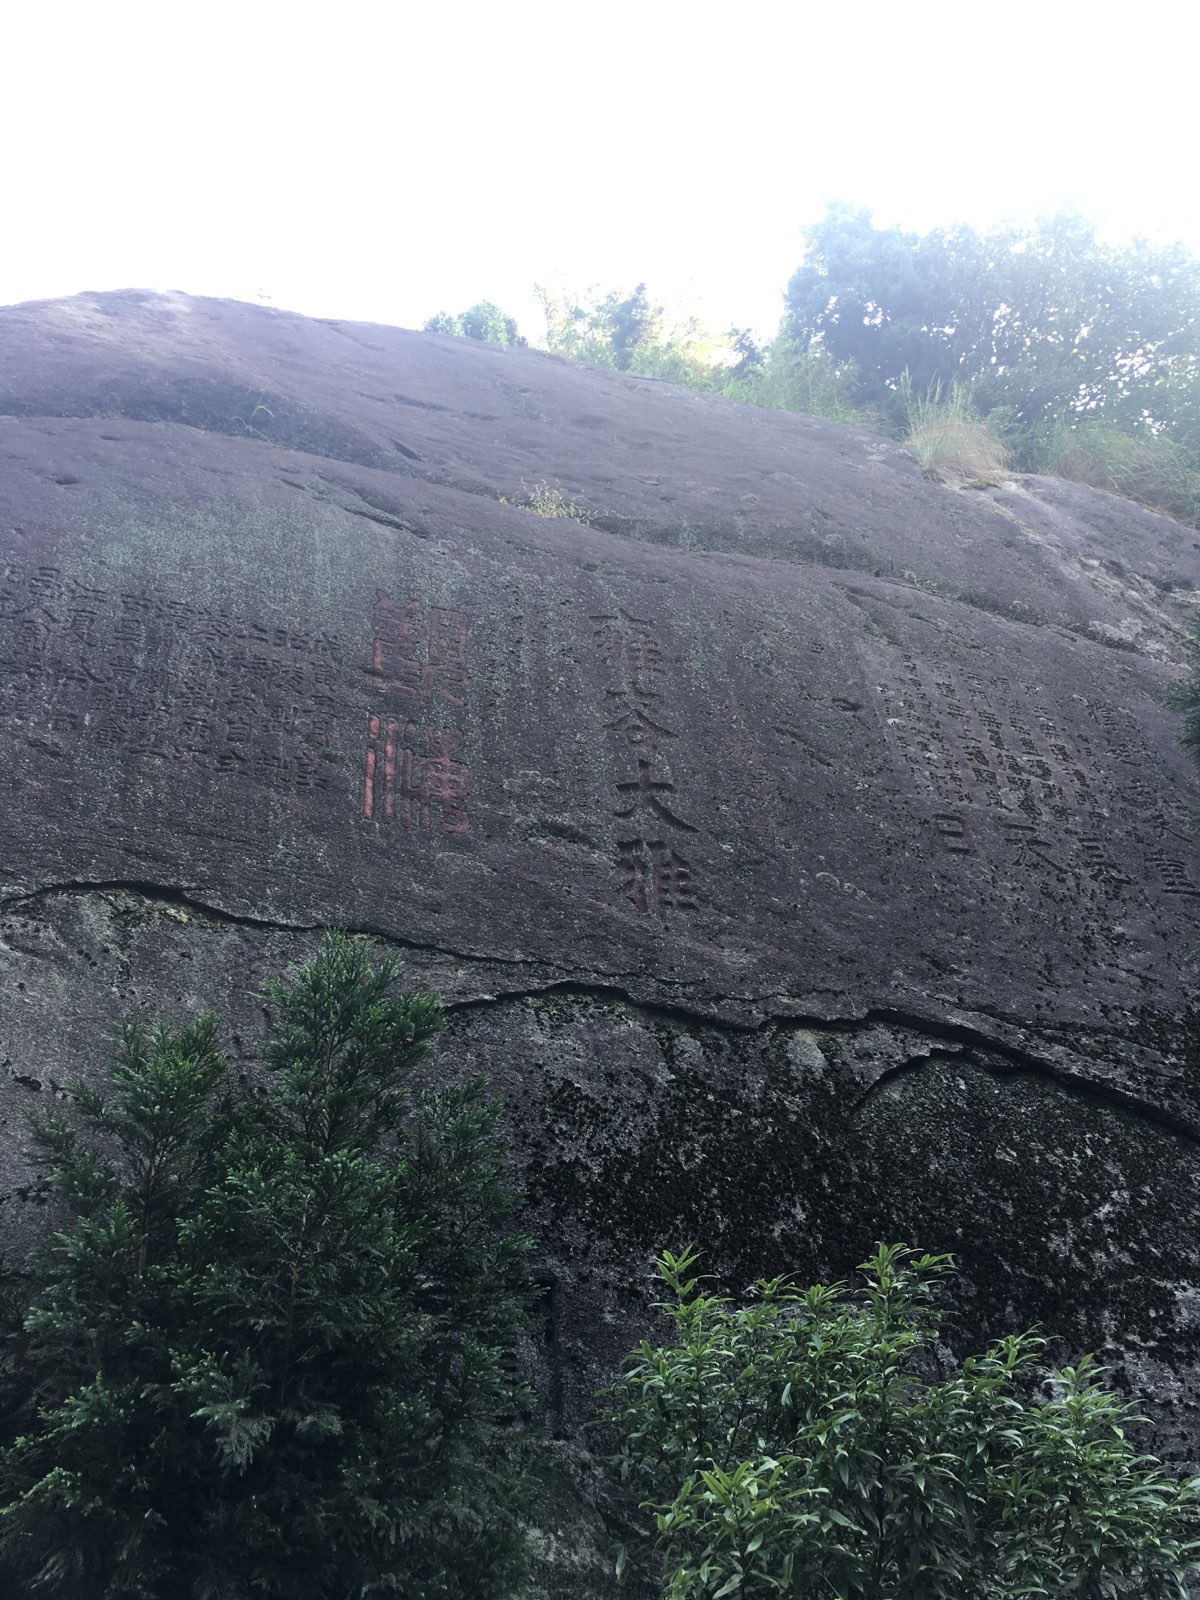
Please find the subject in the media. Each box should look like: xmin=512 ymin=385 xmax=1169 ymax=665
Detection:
xmin=3 ymin=290 xmax=1200 ymax=1470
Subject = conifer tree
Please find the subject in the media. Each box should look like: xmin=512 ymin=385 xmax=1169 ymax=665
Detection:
xmin=0 ymin=932 xmax=536 ymax=1599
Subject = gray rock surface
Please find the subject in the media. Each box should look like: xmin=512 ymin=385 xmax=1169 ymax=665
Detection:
xmin=3 ymin=289 xmax=1200 ymax=1460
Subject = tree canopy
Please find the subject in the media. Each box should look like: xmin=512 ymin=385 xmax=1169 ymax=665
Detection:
xmin=535 ymin=280 xmax=730 ymax=388
xmin=424 ymin=300 xmax=526 ymax=346
xmin=783 ymin=204 xmax=1200 ymax=448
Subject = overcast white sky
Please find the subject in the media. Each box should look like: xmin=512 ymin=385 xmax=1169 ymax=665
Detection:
xmin=4 ymin=1 xmax=1199 ymax=343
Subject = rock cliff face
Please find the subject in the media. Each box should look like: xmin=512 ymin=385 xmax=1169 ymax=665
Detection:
xmin=3 ymin=290 xmax=1200 ymax=1451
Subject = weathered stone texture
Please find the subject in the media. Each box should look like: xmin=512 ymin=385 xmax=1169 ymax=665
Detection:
xmin=2 ymin=289 xmax=1200 ymax=1456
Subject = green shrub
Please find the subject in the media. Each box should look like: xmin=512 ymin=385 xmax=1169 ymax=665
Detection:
xmin=627 ymin=340 xmax=723 ymax=391
xmin=534 ymin=280 xmax=727 ymax=388
xmin=424 ymin=301 xmax=526 ymax=346
xmin=602 ymin=1243 xmax=1200 ymax=1599
xmin=0 ymin=933 xmax=538 ymax=1599
xmin=723 ymin=337 xmax=872 ymax=428
xmin=782 ymin=205 xmax=1200 ymax=442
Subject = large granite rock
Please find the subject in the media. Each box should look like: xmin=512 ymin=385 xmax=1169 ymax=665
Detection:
xmin=3 ymin=289 xmax=1200 ymax=1460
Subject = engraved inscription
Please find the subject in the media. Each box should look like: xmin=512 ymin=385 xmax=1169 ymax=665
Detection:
xmin=1148 ymin=852 xmax=1200 ymax=897
xmin=617 ymin=839 xmax=697 ymax=916
xmin=876 ymin=649 xmax=1194 ymax=910
xmin=0 ymin=562 xmax=342 ymax=796
xmin=999 ymin=818 xmax=1070 ymax=881
xmin=931 ymin=812 xmax=972 ymax=853
xmin=603 ymin=685 xmax=676 ymax=752
xmin=362 ymin=593 xmax=471 ymax=834
xmin=614 ymin=758 xmax=700 ymax=832
xmin=362 ymin=716 xmax=470 ymax=833
xmin=592 ymin=609 xmax=701 ymax=917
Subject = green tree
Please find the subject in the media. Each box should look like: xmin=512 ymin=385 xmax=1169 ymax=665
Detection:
xmin=536 ymin=281 xmax=662 ymax=369
xmin=722 ymin=333 xmax=870 ymax=426
xmin=783 ymin=203 xmax=1200 ymax=451
xmin=602 ymin=1244 xmax=1200 ymax=1599
xmin=0 ymin=933 xmax=537 ymax=1599
xmin=535 ymin=281 xmax=726 ymax=388
xmin=424 ymin=300 xmax=526 ymax=346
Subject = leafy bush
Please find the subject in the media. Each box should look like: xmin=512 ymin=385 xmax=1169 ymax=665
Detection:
xmin=783 ymin=205 xmax=1200 ymax=440
xmin=901 ymin=376 xmax=1012 ymax=487
xmin=602 ymin=1243 xmax=1200 ymax=1599
xmin=723 ymin=337 xmax=872 ymax=428
xmin=0 ymin=933 xmax=537 ymax=1599
xmin=424 ymin=301 xmax=526 ymax=346
xmin=627 ymin=340 xmax=724 ymax=391
xmin=535 ymin=281 xmax=665 ymax=370
xmin=534 ymin=280 xmax=727 ymax=389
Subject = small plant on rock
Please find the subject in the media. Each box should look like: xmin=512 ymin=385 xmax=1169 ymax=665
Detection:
xmin=504 ymin=479 xmax=591 ymax=521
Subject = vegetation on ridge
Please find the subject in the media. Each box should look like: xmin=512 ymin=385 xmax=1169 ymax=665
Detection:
xmin=431 ymin=203 xmax=1200 ymax=526
xmin=424 ymin=300 xmax=527 ymax=347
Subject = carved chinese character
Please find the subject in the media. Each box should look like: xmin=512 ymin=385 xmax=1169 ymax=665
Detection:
xmin=28 ymin=567 xmax=66 ymax=604
xmin=1076 ymin=837 xmax=1132 ymax=888
xmin=603 ymin=686 xmax=676 ymax=751
xmin=428 ymin=607 xmax=467 ymax=664
xmin=617 ymin=839 xmax=697 ymax=917
xmin=591 ymin=610 xmax=664 ymax=680
xmin=613 ymin=759 xmax=699 ymax=833
xmin=406 ymin=725 xmax=471 ymax=833
xmin=999 ymin=818 xmax=1067 ymax=879
xmin=931 ymin=812 xmax=971 ymax=853
xmin=1147 ymin=853 xmax=1200 ymax=897
xmin=371 ymin=594 xmax=424 ymax=696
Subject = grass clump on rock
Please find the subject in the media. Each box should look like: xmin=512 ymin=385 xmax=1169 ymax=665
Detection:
xmin=901 ymin=376 xmax=1012 ymax=488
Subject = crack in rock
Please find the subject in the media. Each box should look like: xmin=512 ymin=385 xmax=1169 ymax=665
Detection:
xmin=4 ymin=880 xmax=1194 ymax=1143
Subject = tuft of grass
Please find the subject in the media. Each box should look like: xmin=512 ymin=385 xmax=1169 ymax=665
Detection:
xmin=228 ymin=391 xmax=274 ymax=441
xmin=1048 ymin=419 xmax=1200 ymax=524
xmin=901 ymin=374 xmax=1012 ymax=487
xmin=507 ymin=480 xmax=592 ymax=521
